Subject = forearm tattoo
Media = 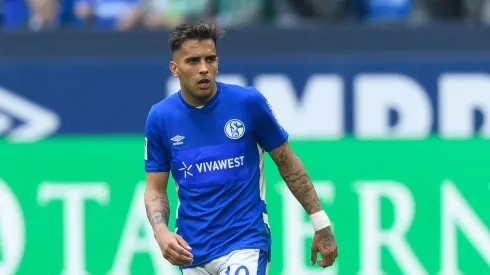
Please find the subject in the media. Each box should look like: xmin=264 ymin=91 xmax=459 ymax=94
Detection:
xmin=145 ymin=195 xmax=170 ymax=231
xmin=271 ymin=143 xmax=322 ymax=215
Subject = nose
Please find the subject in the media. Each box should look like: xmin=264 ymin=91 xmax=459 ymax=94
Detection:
xmin=198 ymin=60 xmax=208 ymax=75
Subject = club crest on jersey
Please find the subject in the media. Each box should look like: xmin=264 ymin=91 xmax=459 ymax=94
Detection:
xmin=224 ymin=119 xmax=245 ymax=139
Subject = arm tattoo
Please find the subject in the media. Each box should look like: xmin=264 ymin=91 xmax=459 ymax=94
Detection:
xmin=270 ymin=143 xmax=322 ymax=215
xmin=145 ymin=195 xmax=170 ymax=232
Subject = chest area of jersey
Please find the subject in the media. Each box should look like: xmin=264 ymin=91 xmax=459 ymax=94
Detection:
xmin=167 ymin=112 xmax=252 ymax=149
xmin=166 ymin=114 xmax=256 ymax=188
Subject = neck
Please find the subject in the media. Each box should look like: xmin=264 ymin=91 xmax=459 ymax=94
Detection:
xmin=181 ymin=83 xmax=217 ymax=107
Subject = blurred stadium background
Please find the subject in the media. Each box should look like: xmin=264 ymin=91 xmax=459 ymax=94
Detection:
xmin=1 ymin=0 xmax=490 ymax=274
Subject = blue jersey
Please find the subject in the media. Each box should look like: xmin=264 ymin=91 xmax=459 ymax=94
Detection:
xmin=144 ymin=82 xmax=288 ymax=268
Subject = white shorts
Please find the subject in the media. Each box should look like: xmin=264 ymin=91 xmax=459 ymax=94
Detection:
xmin=181 ymin=249 xmax=269 ymax=275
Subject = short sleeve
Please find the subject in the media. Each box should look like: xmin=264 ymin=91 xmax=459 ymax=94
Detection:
xmin=144 ymin=105 xmax=171 ymax=172
xmin=249 ymin=88 xmax=289 ymax=152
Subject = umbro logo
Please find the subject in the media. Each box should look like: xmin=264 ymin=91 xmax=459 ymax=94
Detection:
xmin=170 ymin=135 xmax=185 ymax=145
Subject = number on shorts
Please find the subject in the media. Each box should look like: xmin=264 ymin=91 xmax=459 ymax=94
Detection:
xmin=235 ymin=266 xmax=249 ymax=275
xmin=225 ymin=266 xmax=250 ymax=275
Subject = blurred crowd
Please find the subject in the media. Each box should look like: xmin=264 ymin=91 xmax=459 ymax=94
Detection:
xmin=1 ymin=0 xmax=490 ymax=31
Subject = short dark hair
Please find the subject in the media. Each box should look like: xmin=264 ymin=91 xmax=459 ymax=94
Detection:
xmin=169 ymin=22 xmax=225 ymax=53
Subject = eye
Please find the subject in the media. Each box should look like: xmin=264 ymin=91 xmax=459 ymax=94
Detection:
xmin=187 ymin=57 xmax=199 ymax=64
xmin=206 ymin=56 xmax=217 ymax=62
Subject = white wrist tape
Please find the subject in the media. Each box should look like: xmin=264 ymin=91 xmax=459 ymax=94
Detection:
xmin=310 ymin=210 xmax=331 ymax=231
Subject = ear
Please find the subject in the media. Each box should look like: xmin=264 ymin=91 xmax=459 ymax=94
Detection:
xmin=169 ymin=61 xmax=179 ymax=77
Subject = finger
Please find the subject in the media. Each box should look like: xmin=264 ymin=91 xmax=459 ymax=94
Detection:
xmin=162 ymin=250 xmax=178 ymax=265
xmin=169 ymin=243 xmax=193 ymax=261
xmin=315 ymin=252 xmax=330 ymax=268
xmin=165 ymin=252 xmax=190 ymax=266
xmin=328 ymin=251 xmax=336 ymax=266
xmin=318 ymin=258 xmax=333 ymax=268
xmin=163 ymin=252 xmax=177 ymax=265
xmin=330 ymin=247 xmax=338 ymax=263
xmin=329 ymin=251 xmax=337 ymax=265
xmin=169 ymin=247 xmax=193 ymax=264
xmin=310 ymin=244 xmax=318 ymax=266
xmin=170 ymin=241 xmax=193 ymax=258
xmin=322 ymin=251 xmax=335 ymax=267
xmin=317 ymin=258 xmax=327 ymax=268
xmin=166 ymin=248 xmax=193 ymax=266
xmin=176 ymin=234 xmax=192 ymax=250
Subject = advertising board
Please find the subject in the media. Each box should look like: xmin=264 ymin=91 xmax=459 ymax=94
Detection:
xmin=1 ymin=57 xmax=490 ymax=141
xmin=1 ymin=138 xmax=489 ymax=274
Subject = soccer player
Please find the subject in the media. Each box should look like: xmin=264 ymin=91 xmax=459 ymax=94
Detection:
xmin=144 ymin=22 xmax=338 ymax=275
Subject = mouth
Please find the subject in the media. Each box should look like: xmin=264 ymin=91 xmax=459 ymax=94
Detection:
xmin=197 ymin=79 xmax=211 ymax=89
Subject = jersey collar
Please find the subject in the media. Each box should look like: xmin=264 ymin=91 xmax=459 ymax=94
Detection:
xmin=178 ymin=82 xmax=222 ymax=113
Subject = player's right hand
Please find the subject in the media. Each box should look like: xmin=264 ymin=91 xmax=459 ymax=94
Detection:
xmin=155 ymin=228 xmax=193 ymax=266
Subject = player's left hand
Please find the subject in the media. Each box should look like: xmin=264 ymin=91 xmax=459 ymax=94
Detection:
xmin=311 ymin=226 xmax=338 ymax=268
